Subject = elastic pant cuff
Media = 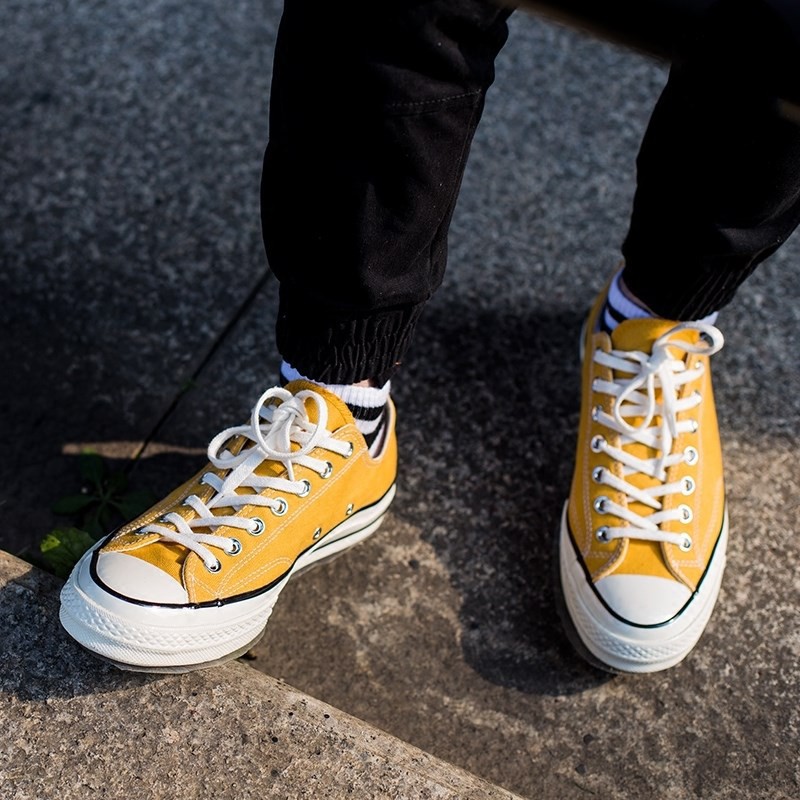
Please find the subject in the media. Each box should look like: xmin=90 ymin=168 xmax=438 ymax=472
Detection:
xmin=276 ymin=301 xmax=425 ymax=386
xmin=621 ymin=259 xmax=753 ymax=320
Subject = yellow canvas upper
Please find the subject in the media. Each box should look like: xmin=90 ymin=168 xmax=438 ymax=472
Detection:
xmin=567 ymin=297 xmax=725 ymax=592
xmin=100 ymin=381 xmax=397 ymax=604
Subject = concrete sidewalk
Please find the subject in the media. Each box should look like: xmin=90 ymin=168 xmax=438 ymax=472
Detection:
xmin=2 ymin=1 xmax=799 ymax=798
xmin=0 ymin=551 xmax=521 ymax=800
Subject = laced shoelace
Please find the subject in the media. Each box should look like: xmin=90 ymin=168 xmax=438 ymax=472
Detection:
xmin=137 ymin=387 xmax=353 ymax=572
xmin=590 ymin=322 xmax=724 ymax=551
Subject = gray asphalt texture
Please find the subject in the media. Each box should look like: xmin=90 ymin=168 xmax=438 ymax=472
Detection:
xmin=2 ymin=1 xmax=799 ymax=799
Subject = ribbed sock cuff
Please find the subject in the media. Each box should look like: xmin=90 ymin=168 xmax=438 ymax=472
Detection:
xmin=280 ymin=361 xmax=391 ymax=454
xmin=600 ymin=270 xmax=654 ymax=332
xmin=280 ymin=361 xmax=390 ymax=403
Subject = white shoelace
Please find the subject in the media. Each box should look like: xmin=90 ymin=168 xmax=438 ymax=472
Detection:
xmin=137 ymin=387 xmax=353 ymax=572
xmin=590 ymin=322 xmax=724 ymax=551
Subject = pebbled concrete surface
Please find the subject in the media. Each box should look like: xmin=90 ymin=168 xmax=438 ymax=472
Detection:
xmin=0 ymin=552 xmax=521 ymax=800
xmin=2 ymin=1 xmax=799 ymax=799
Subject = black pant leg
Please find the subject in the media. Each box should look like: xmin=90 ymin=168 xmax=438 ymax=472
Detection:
xmin=262 ymin=0 xmax=511 ymax=384
xmin=622 ymin=0 xmax=800 ymax=319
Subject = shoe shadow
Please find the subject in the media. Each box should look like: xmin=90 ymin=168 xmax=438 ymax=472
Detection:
xmin=2 ymin=294 xmax=608 ymax=701
xmin=393 ymin=297 xmax=612 ymax=696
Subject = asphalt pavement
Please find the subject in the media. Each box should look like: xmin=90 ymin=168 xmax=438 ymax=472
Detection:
xmin=2 ymin=2 xmax=798 ymax=798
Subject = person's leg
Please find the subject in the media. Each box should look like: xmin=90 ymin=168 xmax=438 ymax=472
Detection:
xmin=60 ymin=0 xmax=512 ymax=672
xmin=622 ymin=0 xmax=800 ymax=318
xmin=267 ymin=0 xmax=512 ymax=463
xmin=561 ymin=0 xmax=800 ymax=673
xmin=263 ymin=0 xmax=512 ymax=386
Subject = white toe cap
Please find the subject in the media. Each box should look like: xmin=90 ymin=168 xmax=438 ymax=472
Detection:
xmin=95 ymin=551 xmax=189 ymax=604
xmin=595 ymin=574 xmax=692 ymax=626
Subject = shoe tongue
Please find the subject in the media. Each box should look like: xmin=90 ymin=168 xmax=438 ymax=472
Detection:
xmin=611 ymin=317 xmax=705 ymax=353
xmin=283 ymin=379 xmax=354 ymax=430
xmin=610 ymin=317 xmax=680 ymax=352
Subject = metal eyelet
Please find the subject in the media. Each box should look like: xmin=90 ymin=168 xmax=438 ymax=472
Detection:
xmin=593 ymin=496 xmax=609 ymax=514
xmin=249 ymin=518 xmax=265 ymax=536
xmin=689 ymin=420 xmax=699 ymax=433
xmin=343 ymin=442 xmax=354 ymax=458
xmin=312 ymin=527 xmax=322 ymax=541
xmin=226 ymin=538 xmax=242 ymax=556
xmin=679 ymin=534 xmax=693 ymax=552
xmin=591 ymin=435 xmax=605 ymax=453
xmin=595 ymin=526 xmax=610 ymax=543
xmin=684 ymin=446 xmax=699 ymax=465
xmin=320 ymin=461 xmax=333 ymax=479
xmin=678 ymin=504 xmax=693 ymax=523
xmin=271 ymin=498 xmax=288 ymax=517
xmin=591 ymin=405 xmax=602 ymax=421
xmin=591 ymin=466 xmax=605 ymax=483
xmin=298 ymin=480 xmax=311 ymax=497
xmin=205 ymin=559 xmax=222 ymax=573
xmin=681 ymin=477 xmax=695 ymax=496
xmin=345 ymin=503 xmax=354 ymax=516
xmin=134 ymin=528 xmax=149 ymax=536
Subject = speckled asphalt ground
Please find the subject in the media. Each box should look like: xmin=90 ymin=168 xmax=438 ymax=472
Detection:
xmin=2 ymin=2 xmax=799 ymax=797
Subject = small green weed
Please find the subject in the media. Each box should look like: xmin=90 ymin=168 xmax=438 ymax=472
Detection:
xmin=35 ymin=453 xmax=155 ymax=578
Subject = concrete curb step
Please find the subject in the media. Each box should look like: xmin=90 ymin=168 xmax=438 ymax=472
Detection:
xmin=0 ymin=551 xmax=523 ymax=800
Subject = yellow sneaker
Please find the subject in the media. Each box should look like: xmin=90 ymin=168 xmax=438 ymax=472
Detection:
xmin=60 ymin=380 xmax=397 ymax=672
xmin=559 ymin=293 xmax=727 ymax=673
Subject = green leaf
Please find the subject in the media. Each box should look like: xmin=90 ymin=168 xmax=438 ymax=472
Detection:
xmin=79 ymin=453 xmax=105 ymax=487
xmin=113 ymin=489 xmax=156 ymax=521
xmin=52 ymin=493 xmax=95 ymax=515
xmin=40 ymin=528 xmax=96 ymax=579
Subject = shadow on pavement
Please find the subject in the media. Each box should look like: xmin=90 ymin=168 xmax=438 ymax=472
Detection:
xmin=395 ymin=298 xmax=613 ymax=696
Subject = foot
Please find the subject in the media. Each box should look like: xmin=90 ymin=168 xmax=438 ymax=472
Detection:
xmin=559 ymin=292 xmax=727 ymax=673
xmin=60 ymin=380 xmax=397 ymax=672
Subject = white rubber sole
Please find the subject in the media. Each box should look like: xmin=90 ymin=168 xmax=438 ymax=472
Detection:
xmin=558 ymin=502 xmax=728 ymax=673
xmin=60 ymin=485 xmax=396 ymax=673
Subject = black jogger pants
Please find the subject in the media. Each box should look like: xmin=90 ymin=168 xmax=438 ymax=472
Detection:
xmin=262 ymin=0 xmax=800 ymax=384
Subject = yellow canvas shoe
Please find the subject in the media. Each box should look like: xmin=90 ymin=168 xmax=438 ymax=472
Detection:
xmin=60 ymin=380 xmax=397 ymax=672
xmin=559 ymin=294 xmax=727 ymax=673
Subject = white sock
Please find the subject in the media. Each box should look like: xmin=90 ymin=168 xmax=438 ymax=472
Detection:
xmin=280 ymin=361 xmax=391 ymax=456
xmin=599 ymin=271 xmax=719 ymax=333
